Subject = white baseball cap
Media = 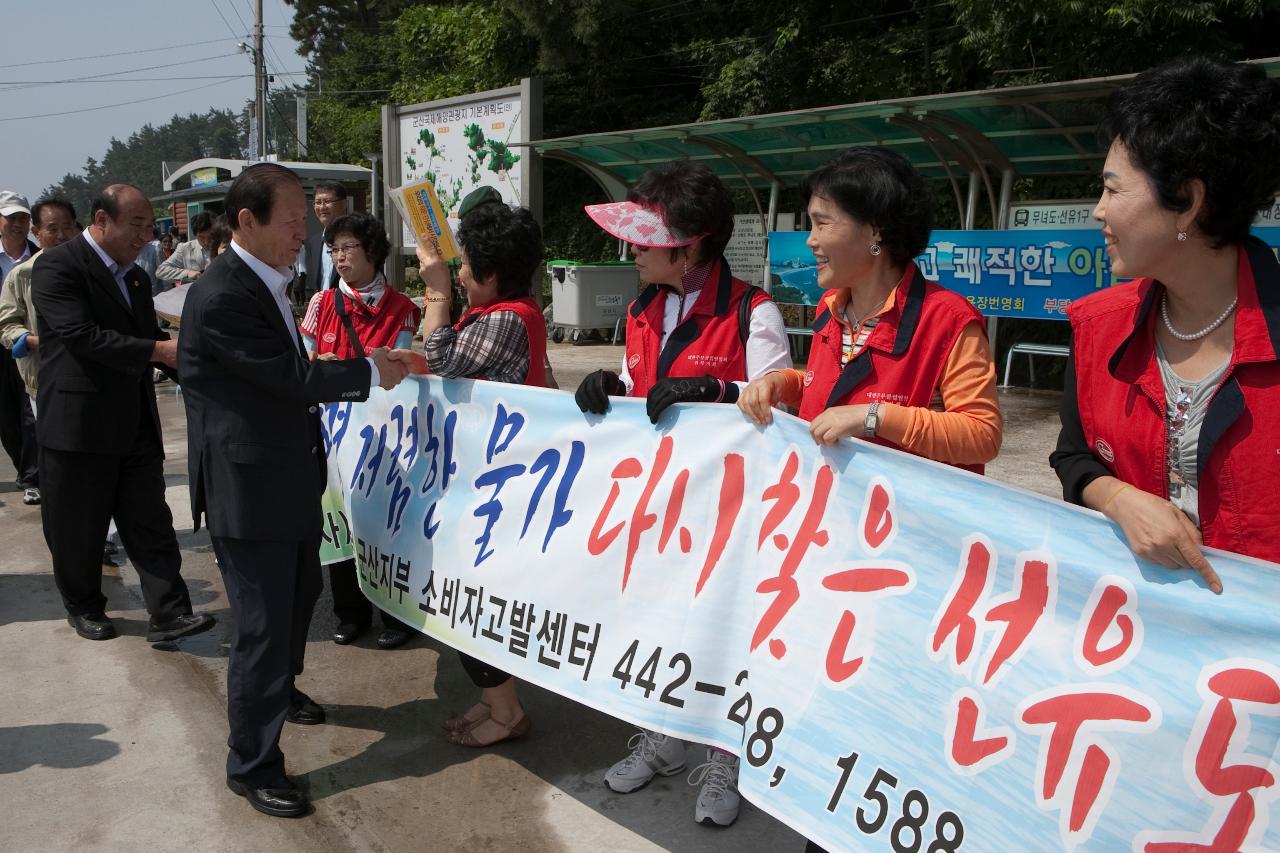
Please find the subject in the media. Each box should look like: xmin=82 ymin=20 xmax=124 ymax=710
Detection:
xmin=0 ymin=191 xmax=31 ymax=217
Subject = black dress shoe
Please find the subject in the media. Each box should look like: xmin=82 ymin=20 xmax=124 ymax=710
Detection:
xmin=226 ymin=776 xmax=309 ymax=818
xmin=146 ymin=612 xmax=215 ymax=643
xmin=376 ymin=627 xmax=413 ymax=649
xmin=332 ymin=622 xmax=369 ymax=645
xmin=287 ymin=689 xmax=326 ymax=725
xmin=68 ymin=613 xmax=117 ymax=641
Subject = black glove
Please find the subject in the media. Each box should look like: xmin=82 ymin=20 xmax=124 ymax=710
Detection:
xmin=646 ymin=375 xmax=739 ymax=424
xmin=575 ymin=369 xmax=626 ymax=414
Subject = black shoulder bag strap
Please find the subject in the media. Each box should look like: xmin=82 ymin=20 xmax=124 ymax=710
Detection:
xmin=332 ymin=289 xmax=368 ymax=359
xmin=738 ymin=285 xmax=764 ymax=346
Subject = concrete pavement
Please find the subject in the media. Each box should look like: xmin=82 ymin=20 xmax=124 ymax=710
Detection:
xmin=0 ymin=341 xmax=1064 ymax=852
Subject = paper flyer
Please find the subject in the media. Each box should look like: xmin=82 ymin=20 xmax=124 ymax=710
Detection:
xmin=386 ymin=179 xmax=460 ymax=262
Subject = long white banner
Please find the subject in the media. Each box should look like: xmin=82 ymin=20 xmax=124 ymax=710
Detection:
xmin=321 ymin=378 xmax=1280 ymax=853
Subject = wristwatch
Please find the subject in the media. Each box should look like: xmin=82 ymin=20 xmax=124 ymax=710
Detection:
xmin=863 ymin=401 xmax=881 ymax=437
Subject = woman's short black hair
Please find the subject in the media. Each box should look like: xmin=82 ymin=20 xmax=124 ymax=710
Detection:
xmin=1100 ymin=56 xmax=1280 ymax=248
xmin=207 ymin=216 xmax=232 ymax=256
xmin=627 ymin=161 xmax=735 ymax=262
xmin=458 ymin=204 xmax=543 ymax=299
xmin=324 ymin=212 xmax=391 ymax=270
xmin=802 ymin=147 xmax=933 ymax=267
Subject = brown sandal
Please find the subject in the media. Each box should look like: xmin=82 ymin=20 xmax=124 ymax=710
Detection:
xmin=443 ymin=702 xmax=490 ymax=733
xmin=446 ymin=712 xmax=532 ymax=747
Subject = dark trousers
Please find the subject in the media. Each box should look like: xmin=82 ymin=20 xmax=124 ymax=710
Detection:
xmin=0 ymin=351 xmax=37 ymax=487
xmin=459 ymin=652 xmax=511 ymax=689
xmin=40 ymin=426 xmax=188 ymax=619
xmin=212 ymin=535 xmax=322 ymax=786
xmin=327 ymin=557 xmax=410 ymax=631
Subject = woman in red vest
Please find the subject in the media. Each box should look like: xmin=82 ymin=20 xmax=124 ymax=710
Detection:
xmin=301 ymin=212 xmax=422 ymax=650
xmin=575 ymin=161 xmax=791 ymax=426
xmin=739 ymin=147 xmax=1002 ymax=465
xmin=1050 ymin=56 xmax=1280 ymax=584
xmin=417 ymin=202 xmax=546 ymax=747
xmin=574 ymin=161 xmax=791 ymax=828
xmin=738 ymin=147 xmax=1003 ymax=853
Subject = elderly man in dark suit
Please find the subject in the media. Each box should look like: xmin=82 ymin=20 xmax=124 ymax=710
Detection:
xmin=31 ymin=184 xmax=214 ymax=643
xmin=178 ymin=163 xmax=408 ymax=818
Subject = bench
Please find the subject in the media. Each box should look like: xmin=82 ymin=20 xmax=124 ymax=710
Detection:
xmin=1002 ymin=342 xmax=1070 ymax=387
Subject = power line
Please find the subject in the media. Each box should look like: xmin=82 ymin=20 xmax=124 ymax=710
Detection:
xmin=2 ymin=75 xmax=252 ymax=84
xmin=0 ymin=79 xmax=239 ymax=123
xmin=210 ymin=0 xmax=245 ymax=39
xmin=0 ymin=52 xmax=243 ymax=92
xmin=0 ymin=38 xmax=241 ymax=70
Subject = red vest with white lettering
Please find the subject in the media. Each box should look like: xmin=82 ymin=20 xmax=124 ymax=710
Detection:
xmin=624 ymin=258 xmax=772 ymax=397
xmin=453 ymin=295 xmax=548 ymax=387
xmin=799 ymin=263 xmax=986 ymax=473
xmin=1067 ymin=237 xmax=1280 ymax=563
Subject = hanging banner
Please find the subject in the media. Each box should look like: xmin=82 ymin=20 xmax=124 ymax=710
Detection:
xmin=768 ymin=228 xmax=1280 ymax=319
xmin=321 ymin=379 xmax=1280 ymax=853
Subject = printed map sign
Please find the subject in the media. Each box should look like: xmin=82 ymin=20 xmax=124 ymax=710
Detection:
xmin=319 ymin=378 xmax=1280 ymax=853
xmin=395 ymin=89 xmax=528 ymax=247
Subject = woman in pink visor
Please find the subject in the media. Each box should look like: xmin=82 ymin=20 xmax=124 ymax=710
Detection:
xmin=575 ymin=160 xmax=791 ymax=827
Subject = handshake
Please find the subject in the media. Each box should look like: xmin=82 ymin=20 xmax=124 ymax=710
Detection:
xmin=369 ymin=347 xmax=428 ymax=390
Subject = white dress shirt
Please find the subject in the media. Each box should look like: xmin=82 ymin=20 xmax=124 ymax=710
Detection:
xmin=82 ymin=229 xmax=133 ymax=306
xmin=229 ymin=240 xmax=379 ymax=387
xmin=0 ymin=242 xmax=31 ymax=283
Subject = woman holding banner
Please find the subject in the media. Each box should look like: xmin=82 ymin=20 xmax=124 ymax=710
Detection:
xmin=301 ymin=211 xmax=421 ymax=650
xmin=574 ymin=160 xmax=791 ymax=828
xmin=737 ymin=145 xmax=1003 ymax=852
xmin=416 ymin=201 xmax=547 ymax=747
xmin=738 ymin=147 xmax=1002 ymax=466
xmin=1050 ymin=56 xmax=1280 ymax=583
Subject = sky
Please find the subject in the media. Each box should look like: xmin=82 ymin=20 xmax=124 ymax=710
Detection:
xmin=0 ymin=1 xmax=308 ymax=202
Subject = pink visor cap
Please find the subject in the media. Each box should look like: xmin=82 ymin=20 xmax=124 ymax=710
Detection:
xmin=584 ymin=201 xmax=703 ymax=248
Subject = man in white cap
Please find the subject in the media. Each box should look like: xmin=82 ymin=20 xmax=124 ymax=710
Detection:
xmin=0 ymin=190 xmax=39 ymax=499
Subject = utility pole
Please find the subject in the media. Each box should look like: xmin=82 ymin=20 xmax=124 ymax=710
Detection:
xmin=255 ymin=0 xmax=266 ymax=161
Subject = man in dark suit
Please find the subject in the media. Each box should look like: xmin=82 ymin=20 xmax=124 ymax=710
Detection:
xmin=294 ymin=181 xmax=346 ymax=308
xmin=178 ymin=163 xmax=408 ymax=818
xmin=31 ymin=184 xmax=214 ymax=643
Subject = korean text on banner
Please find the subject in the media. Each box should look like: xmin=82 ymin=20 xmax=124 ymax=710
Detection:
xmin=320 ymin=378 xmax=1280 ymax=853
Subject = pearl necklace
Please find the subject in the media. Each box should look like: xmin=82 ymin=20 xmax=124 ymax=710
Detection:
xmin=1161 ymin=293 xmax=1237 ymax=341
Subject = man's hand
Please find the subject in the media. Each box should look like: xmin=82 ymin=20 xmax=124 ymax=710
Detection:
xmin=370 ymin=346 xmax=410 ymax=390
xmin=25 ymin=334 xmax=38 ymax=351
xmin=186 ymin=269 xmax=203 ymax=281
xmin=150 ymin=339 xmax=178 ymax=368
xmin=737 ymin=372 xmax=787 ymax=425
xmin=387 ymin=348 xmax=430 ymax=375
xmin=574 ymin=369 xmax=625 ymax=414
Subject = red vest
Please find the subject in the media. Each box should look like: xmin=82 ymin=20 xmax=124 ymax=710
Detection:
xmin=798 ymin=263 xmax=986 ymax=473
xmin=454 ymin=295 xmax=548 ymax=387
xmin=624 ymin=258 xmax=772 ymax=397
xmin=309 ymin=288 xmax=420 ymax=359
xmin=1067 ymin=237 xmax=1280 ymax=564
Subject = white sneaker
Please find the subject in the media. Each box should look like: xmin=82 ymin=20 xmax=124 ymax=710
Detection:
xmin=690 ymin=748 xmax=740 ymax=827
xmin=604 ymin=729 xmax=686 ymax=793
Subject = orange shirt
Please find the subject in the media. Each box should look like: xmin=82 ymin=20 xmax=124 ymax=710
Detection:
xmin=774 ymin=288 xmax=1002 ymax=465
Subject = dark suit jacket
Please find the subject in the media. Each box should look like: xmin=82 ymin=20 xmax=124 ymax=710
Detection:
xmin=31 ymin=234 xmax=166 ymax=454
xmin=178 ymin=248 xmax=372 ymax=541
xmin=296 ymin=232 xmax=338 ymax=307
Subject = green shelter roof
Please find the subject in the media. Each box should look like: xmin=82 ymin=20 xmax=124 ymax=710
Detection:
xmin=527 ymin=58 xmax=1280 ymax=206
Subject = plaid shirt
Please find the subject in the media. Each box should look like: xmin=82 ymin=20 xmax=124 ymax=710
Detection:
xmin=424 ymin=309 xmax=530 ymax=384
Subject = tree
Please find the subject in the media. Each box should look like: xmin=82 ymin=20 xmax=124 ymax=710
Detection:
xmin=43 ymin=109 xmax=246 ymax=217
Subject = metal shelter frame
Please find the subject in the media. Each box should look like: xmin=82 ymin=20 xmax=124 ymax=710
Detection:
xmin=522 ymin=58 xmax=1279 ymax=340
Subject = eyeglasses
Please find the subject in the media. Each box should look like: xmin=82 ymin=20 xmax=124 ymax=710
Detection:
xmin=327 ymin=242 xmax=363 ymax=257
